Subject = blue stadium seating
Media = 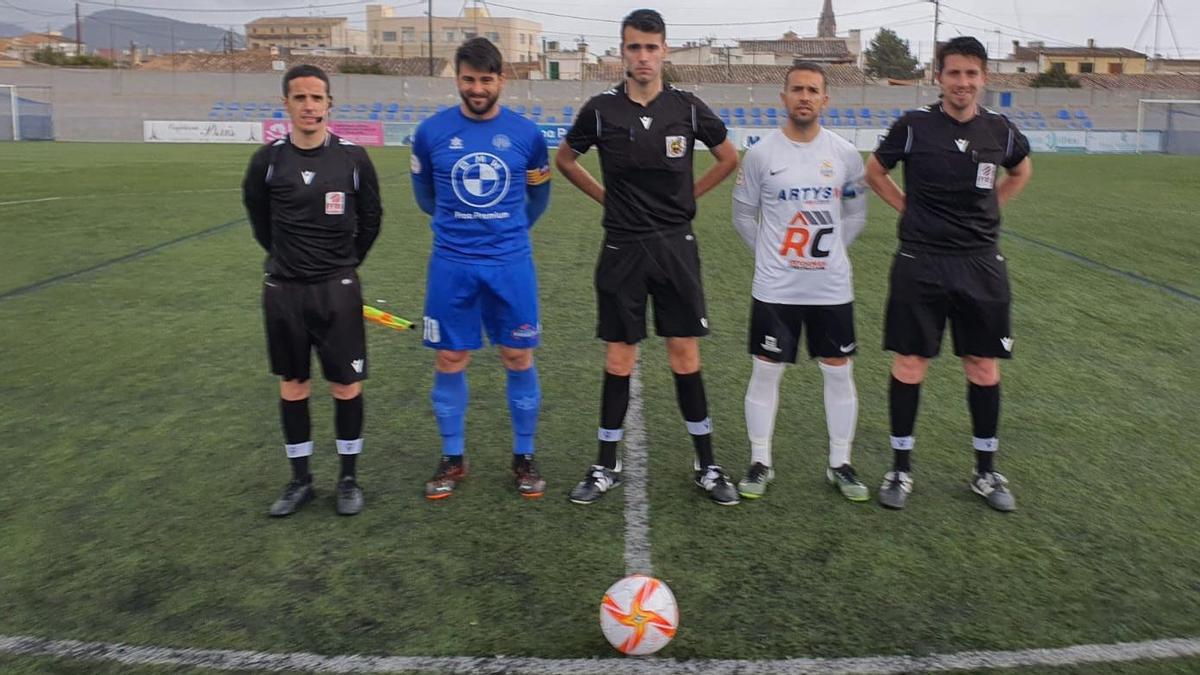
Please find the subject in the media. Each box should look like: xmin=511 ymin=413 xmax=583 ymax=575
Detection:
xmin=1056 ymin=109 xmax=1070 ymax=121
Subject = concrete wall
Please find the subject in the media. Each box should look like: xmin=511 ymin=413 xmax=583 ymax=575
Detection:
xmin=2 ymin=68 xmax=1197 ymax=141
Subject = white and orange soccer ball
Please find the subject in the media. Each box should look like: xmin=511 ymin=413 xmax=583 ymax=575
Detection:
xmin=599 ymin=575 xmax=679 ymax=655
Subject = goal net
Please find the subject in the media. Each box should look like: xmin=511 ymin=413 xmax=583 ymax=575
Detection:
xmin=0 ymin=85 xmax=54 ymax=141
xmin=1137 ymin=99 xmax=1200 ymax=155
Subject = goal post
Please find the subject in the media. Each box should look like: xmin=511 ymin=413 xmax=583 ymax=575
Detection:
xmin=0 ymin=84 xmax=54 ymax=141
xmin=1137 ymin=99 xmax=1200 ymax=155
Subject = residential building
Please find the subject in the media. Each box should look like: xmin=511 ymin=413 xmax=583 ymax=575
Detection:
xmin=366 ymin=4 xmax=541 ymax=64
xmin=245 ymin=17 xmax=352 ymax=52
xmin=1016 ymin=39 xmax=1147 ymax=75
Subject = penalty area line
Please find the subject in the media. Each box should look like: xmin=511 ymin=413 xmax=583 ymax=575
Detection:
xmin=3 ymin=633 xmax=1200 ymax=674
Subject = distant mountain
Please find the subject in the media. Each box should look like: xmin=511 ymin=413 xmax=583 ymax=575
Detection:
xmin=0 ymin=21 xmax=27 ymax=37
xmin=60 ymin=9 xmax=243 ymax=54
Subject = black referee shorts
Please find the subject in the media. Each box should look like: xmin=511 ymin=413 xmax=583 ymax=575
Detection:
xmin=594 ymin=230 xmax=709 ymax=344
xmin=884 ymin=249 xmax=1013 ymax=359
xmin=262 ymin=271 xmax=367 ymax=384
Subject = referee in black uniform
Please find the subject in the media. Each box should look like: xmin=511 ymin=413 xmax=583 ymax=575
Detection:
xmin=866 ymin=37 xmax=1032 ymax=512
xmin=242 ymin=64 xmax=382 ymax=517
xmin=555 ymin=9 xmax=741 ymax=505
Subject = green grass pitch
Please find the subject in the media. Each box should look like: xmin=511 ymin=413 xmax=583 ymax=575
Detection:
xmin=0 ymin=143 xmax=1198 ymax=672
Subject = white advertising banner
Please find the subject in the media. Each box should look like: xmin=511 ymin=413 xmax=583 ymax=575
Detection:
xmin=143 ymin=120 xmax=263 ymax=144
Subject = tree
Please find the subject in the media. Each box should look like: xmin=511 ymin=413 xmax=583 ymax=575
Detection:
xmin=864 ymin=28 xmax=921 ymax=80
xmin=1029 ymin=69 xmax=1081 ymax=88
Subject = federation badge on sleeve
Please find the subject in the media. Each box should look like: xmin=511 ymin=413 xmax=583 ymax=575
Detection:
xmin=325 ymin=191 xmax=345 ymax=215
xmin=976 ymin=162 xmax=996 ymax=190
xmin=665 ymin=135 xmax=687 ymax=158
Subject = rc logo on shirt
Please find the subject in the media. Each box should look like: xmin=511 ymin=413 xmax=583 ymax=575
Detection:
xmin=351 ymin=359 xmax=364 ymax=374
xmin=451 ymin=152 xmax=511 ymax=208
xmin=325 ymin=191 xmax=345 ymax=215
xmin=819 ymin=160 xmax=835 ymax=178
xmin=955 ymin=138 xmax=970 ymax=153
xmin=1000 ymin=336 xmax=1014 ymax=352
xmin=492 ymin=134 xmax=511 ymax=151
xmin=301 ymin=170 xmax=316 ymax=185
xmin=665 ymin=135 xmax=687 ymax=158
xmin=761 ymin=335 xmax=781 ymax=353
xmin=639 ymin=116 xmax=653 ymax=130
xmin=449 ymin=136 xmax=464 ymax=150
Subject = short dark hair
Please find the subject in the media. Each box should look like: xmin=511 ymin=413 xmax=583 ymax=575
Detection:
xmin=937 ymin=36 xmax=988 ymax=72
xmin=621 ymin=9 xmax=666 ymax=40
xmin=282 ymin=64 xmax=330 ymax=98
xmin=785 ymin=61 xmax=827 ymax=91
xmin=455 ymin=36 xmax=503 ymax=74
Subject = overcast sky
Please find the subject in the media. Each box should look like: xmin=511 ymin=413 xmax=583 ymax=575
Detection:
xmin=4 ymin=0 xmax=1199 ymax=60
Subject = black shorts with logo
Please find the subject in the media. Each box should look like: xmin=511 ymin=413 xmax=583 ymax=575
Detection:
xmin=594 ymin=229 xmax=709 ymax=344
xmin=262 ymin=270 xmax=367 ymax=383
xmin=749 ymin=298 xmax=856 ymax=362
xmin=884 ymin=249 xmax=1013 ymax=359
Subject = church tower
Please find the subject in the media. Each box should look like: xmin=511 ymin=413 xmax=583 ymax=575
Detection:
xmin=818 ymin=0 xmax=836 ymax=38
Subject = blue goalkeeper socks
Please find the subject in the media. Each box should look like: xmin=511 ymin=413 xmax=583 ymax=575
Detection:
xmin=432 ymin=370 xmax=468 ymax=456
xmin=506 ymin=365 xmax=541 ymax=456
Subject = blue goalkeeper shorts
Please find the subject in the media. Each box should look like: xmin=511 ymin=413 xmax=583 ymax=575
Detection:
xmin=422 ymin=254 xmax=540 ymax=351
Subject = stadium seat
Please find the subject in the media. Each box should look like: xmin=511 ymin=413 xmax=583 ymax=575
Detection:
xmin=1082 ymin=119 xmax=1094 ymax=129
xmin=401 ymin=112 xmax=413 ymax=122
xmin=563 ymin=105 xmax=574 ymax=117
xmin=1029 ymin=110 xmax=1043 ymax=120
xmin=387 ymin=102 xmax=400 ymax=113
xmin=547 ymin=115 xmax=557 ymax=123
xmin=402 ymin=104 xmax=414 ymax=113
xmin=272 ymin=110 xmax=284 ymax=119
xmin=514 ymin=104 xmax=526 ymax=115
xmin=843 ymin=107 xmax=855 ymax=119
xmin=750 ymin=107 xmax=762 ymax=118
xmin=733 ymin=106 xmax=745 ymax=118
xmin=1074 ymin=109 xmax=1090 ymax=120
xmin=531 ymin=105 xmax=543 ymax=117
xmin=844 ymin=117 xmax=857 ymax=127
xmin=719 ymin=107 xmax=730 ymax=118
xmin=385 ymin=112 xmax=397 ymax=121
xmin=1013 ymin=109 xmax=1026 ymax=120
xmin=368 ymin=112 xmax=380 ymax=121
xmin=338 ymin=104 xmax=352 ymax=115
xmin=860 ymin=107 xmax=872 ymax=119
xmin=828 ymin=107 xmax=839 ymax=118
xmin=1056 ymin=109 xmax=1070 ymax=121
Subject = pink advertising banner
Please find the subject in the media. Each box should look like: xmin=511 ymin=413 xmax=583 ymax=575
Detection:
xmin=261 ymin=120 xmax=385 ymax=146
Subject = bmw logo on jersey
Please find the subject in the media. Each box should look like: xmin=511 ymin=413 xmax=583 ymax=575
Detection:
xmin=451 ymin=152 xmax=511 ymax=209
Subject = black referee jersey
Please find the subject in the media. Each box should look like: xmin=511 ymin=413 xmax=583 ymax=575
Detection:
xmin=875 ymin=102 xmax=1030 ymax=253
xmin=243 ymin=132 xmax=382 ymax=280
xmin=565 ymin=81 xmax=728 ymax=241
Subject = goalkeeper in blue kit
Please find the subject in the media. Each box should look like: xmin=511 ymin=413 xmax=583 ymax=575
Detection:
xmin=410 ymin=38 xmax=552 ymax=499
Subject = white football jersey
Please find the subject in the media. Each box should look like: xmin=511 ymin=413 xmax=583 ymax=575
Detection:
xmin=732 ymin=128 xmax=867 ymax=305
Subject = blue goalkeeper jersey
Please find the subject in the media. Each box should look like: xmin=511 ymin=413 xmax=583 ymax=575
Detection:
xmin=411 ymin=106 xmax=551 ymax=263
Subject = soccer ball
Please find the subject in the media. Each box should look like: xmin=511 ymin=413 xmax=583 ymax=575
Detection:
xmin=599 ymin=575 xmax=679 ymax=655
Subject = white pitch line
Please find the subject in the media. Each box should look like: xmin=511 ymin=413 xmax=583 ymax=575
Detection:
xmin=0 ymin=196 xmax=61 ymax=207
xmin=3 ymin=634 xmax=1200 ymax=674
xmin=0 ymin=189 xmax=237 ymax=207
xmin=623 ymin=360 xmax=652 ymax=576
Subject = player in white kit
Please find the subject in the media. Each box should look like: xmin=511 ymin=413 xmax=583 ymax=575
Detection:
xmin=731 ymin=62 xmax=869 ymax=501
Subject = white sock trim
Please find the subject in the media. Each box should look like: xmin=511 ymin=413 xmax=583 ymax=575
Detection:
xmin=598 ymin=427 xmax=623 ymax=442
xmin=336 ymin=438 xmax=363 ymax=455
xmin=973 ymin=436 xmax=999 ymax=452
xmin=285 ymin=441 xmax=314 ymax=458
xmin=685 ymin=417 xmax=712 ymax=436
xmin=890 ymin=435 xmax=915 ymax=450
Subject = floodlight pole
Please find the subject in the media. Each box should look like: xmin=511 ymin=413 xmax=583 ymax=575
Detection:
xmin=427 ymin=0 xmax=434 ymax=76
xmin=930 ymin=0 xmax=940 ymax=84
xmin=10 ymin=86 xmax=19 ymax=141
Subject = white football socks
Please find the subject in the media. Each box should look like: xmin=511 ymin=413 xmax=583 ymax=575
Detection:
xmin=744 ymin=358 xmax=785 ymax=467
xmin=819 ymin=360 xmax=858 ymax=468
